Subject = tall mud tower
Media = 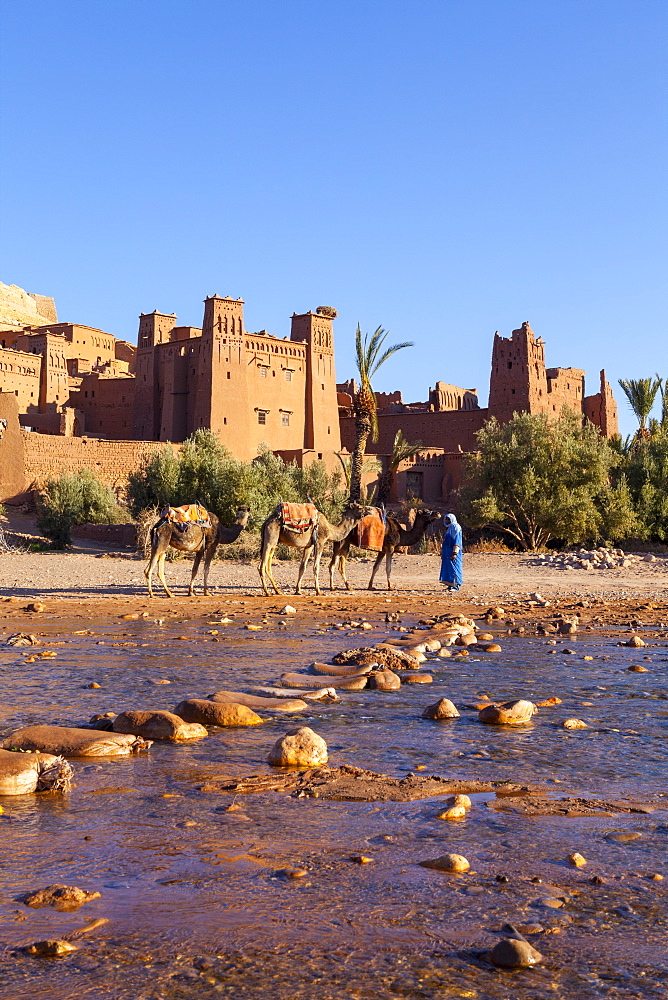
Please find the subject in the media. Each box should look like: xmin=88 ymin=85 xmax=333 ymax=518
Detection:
xmin=488 ymin=321 xmax=548 ymax=423
xmin=290 ymin=309 xmax=341 ymax=455
xmin=197 ymin=295 xmax=250 ymax=454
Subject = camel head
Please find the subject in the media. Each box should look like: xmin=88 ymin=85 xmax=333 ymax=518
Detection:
xmin=416 ymin=508 xmax=442 ymax=525
xmin=235 ymin=505 xmax=251 ymax=526
xmin=344 ymin=501 xmax=372 ymax=521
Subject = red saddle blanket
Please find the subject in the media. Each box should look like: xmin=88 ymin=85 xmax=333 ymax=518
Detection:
xmin=354 ymin=508 xmax=386 ymax=551
xmin=280 ymin=502 xmax=319 ymax=534
xmin=161 ymin=503 xmax=211 ymax=528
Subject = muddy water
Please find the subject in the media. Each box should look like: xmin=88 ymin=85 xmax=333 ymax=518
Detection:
xmin=1 ymin=615 xmax=667 ymax=1000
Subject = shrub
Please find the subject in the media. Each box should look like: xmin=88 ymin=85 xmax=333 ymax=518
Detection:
xmin=36 ymin=469 xmax=129 ymax=548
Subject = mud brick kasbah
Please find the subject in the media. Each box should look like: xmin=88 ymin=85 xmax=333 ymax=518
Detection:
xmin=0 ymin=280 xmax=618 ymax=505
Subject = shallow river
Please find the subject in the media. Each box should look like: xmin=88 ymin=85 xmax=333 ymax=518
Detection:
xmin=0 ymin=613 xmax=667 ymax=999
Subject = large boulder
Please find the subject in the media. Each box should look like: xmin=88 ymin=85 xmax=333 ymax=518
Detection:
xmin=332 ymin=645 xmax=420 ymax=671
xmin=490 ymin=938 xmax=543 ymax=968
xmin=367 ymin=669 xmax=401 ymax=691
xmin=2 ymin=725 xmax=151 ymax=757
xmin=279 ymin=672 xmax=368 ymax=690
xmin=173 ymin=699 xmax=262 ymax=727
xmin=112 ymin=710 xmax=207 ymax=741
xmin=267 ymin=727 xmax=328 ymax=767
xmin=309 ymin=661 xmax=373 ymax=677
xmin=478 ymin=700 xmax=536 ymax=726
xmin=421 ymin=698 xmax=460 ymax=720
xmin=0 ymin=747 xmax=72 ymax=795
xmin=209 ymin=690 xmax=307 ymax=712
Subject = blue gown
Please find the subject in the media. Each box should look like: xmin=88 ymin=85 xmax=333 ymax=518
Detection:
xmin=440 ymin=515 xmax=463 ymax=589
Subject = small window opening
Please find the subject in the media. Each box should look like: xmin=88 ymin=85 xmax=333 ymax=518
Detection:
xmin=258 ymin=411 xmax=267 ymax=425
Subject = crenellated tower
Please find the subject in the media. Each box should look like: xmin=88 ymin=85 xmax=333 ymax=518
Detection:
xmin=290 ymin=307 xmax=341 ymax=454
xmin=488 ymin=321 xmax=549 ymax=423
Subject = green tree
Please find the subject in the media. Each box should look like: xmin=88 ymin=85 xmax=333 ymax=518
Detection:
xmin=36 ymin=469 xmax=129 ymax=548
xmin=459 ymin=412 xmax=638 ymax=550
xmin=127 ymin=431 xmax=351 ymax=535
xmin=349 ymin=325 xmax=413 ymax=502
xmin=620 ymin=426 xmax=668 ymax=540
xmin=618 ymin=376 xmax=662 ymax=438
xmin=376 ymin=430 xmax=423 ymax=505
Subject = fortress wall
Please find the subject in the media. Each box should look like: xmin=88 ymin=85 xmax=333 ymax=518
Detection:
xmin=339 ymin=407 xmax=488 ymax=456
xmin=21 ymin=433 xmax=178 ymax=495
xmin=0 ymin=393 xmax=26 ymax=501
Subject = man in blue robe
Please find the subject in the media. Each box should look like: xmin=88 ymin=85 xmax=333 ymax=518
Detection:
xmin=440 ymin=513 xmax=463 ymax=591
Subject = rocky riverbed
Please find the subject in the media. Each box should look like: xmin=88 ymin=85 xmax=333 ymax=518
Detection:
xmin=0 ymin=559 xmax=667 ymax=999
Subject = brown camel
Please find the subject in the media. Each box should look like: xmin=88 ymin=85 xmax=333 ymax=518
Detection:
xmin=145 ymin=505 xmax=250 ymax=598
xmin=329 ymin=508 xmax=442 ymax=591
xmin=258 ymin=501 xmax=370 ymax=596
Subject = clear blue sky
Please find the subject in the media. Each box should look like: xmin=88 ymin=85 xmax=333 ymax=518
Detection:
xmin=2 ymin=0 xmax=666 ymax=438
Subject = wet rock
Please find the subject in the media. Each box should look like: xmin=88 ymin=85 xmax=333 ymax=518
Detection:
xmin=249 ymin=685 xmax=339 ymax=703
xmin=174 ymin=699 xmax=263 ymax=727
xmin=477 ymin=632 xmax=495 ymax=641
xmin=350 ymin=854 xmax=373 ymax=864
xmin=0 ymin=748 xmax=72 ymax=795
xmin=403 ymin=673 xmax=433 ymax=684
xmin=280 ymin=605 xmax=297 ymax=614
xmin=436 ymin=648 xmax=453 ymax=657
xmin=24 ymin=939 xmax=77 ymax=957
xmin=210 ymin=690 xmax=308 ymax=712
xmin=2 ymin=726 xmax=151 ymax=757
xmin=447 ymin=793 xmax=471 ymax=809
xmin=274 ymin=867 xmax=307 ymax=878
xmin=367 ymin=669 xmax=401 ymax=691
xmin=21 ymin=885 xmax=101 ymax=910
xmin=590 ymin=875 xmax=605 ymax=885
xmin=478 ymin=700 xmax=536 ymax=726
xmin=534 ymin=897 xmax=564 ymax=909
xmin=437 ymin=804 xmax=466 ymax=820
xmin=112 ymin=710 xmax=208 ymax=741
xmin=562 ymin=718 xmax=588 ymax=729
xmin=423 ymin=639 xmax=442 ymax=652
xmin=280 ymin=671 xmax=368 ymax=690
xmin=333 ymin=645 xmax=420 ymax=671
xmin=455 ymin=633 xmax=477 ymax=646
xmin=4 ymin=633 xmax=39 ymax=646
xmin=481 ymin=643 xmax=502 ymax=652
xmin=558 ymin=621 xmax=578 ymax=635
xmin=26 ymin=602 xmax=46 ymax=613
xmin=625 ymin=635 xmax=646 ymax=647
xmin=421 ymin=698 xmax=460 ymax=720
xmin=419 ymin=853 xmax=470 ymax=872
xmin=309 ymin=661 xmax=373 ymax=677
xmin=628 ymin=664 xmax=648 ymax=672
xmin=489 ymin=938 xmax=543 ymax=968
xmin=267 ymin=727 xmax=328 ymax=767
xmin=567 ymin=852 xmax=587 ymax=867
xmin=606 ymin=831 xmax=641 ymax=843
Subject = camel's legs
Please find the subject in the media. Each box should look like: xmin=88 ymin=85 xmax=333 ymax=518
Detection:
xmin=156 ymin=553 xmax=174 ymax=597
xmin=145 ymin=533 xmax=168 ymax=598
xmin=312 ymin=542 xmax=325 ymax=596
xmin=295 ymin=545 xmax=313 ymax=595
xmin=267 ymin=549 xmax=283 ymax=594
xmin=385 ymin=549 xmax=395 ymax=590
xmin=188 ymin=545 xmax=205 ymax=597
xmin=144 ymin=559 xmax=155 ymax=598
xmin=367 ymin=549 xmax=386 ymax=590
xmin=202 ymin=540 xmax=219 ymax=596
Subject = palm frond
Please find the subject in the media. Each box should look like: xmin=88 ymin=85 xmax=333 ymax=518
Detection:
xmin=370 ymin=341 xmax=415 ymax=377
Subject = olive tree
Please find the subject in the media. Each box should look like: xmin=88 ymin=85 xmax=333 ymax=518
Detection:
xmin=459 ymin=412 xmax=638 ymax=549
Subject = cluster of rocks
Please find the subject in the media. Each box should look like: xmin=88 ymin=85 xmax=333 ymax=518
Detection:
xmin=535 ymin=548 xmax=657 ymax=571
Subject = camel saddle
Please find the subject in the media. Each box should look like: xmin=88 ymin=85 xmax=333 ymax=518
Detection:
xmin=160 ymin=503 xmax=211 ymax=532
xmin=280 ymin=502 xmax=319 ymax=535
xmin=354 ymin=507 xmax=386 ymax=551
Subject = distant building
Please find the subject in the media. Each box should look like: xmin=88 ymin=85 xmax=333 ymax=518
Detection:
xmin=338 ymin=322 xmax=618 ymax=503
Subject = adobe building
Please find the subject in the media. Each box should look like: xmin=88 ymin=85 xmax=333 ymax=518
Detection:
xmin=338 ymin=321 xmax=618 ymax=504
xmin=131 ymin=296 xmax=341 ymax=462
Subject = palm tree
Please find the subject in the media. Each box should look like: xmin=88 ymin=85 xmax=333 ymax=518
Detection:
xmin=335 ymin=451 xmax=381 ymax=502
xmin=618 ymin=377 xmax=662 ymax=439
xmin=349 ymin=325 xmax=413 ymax=502
xmin=376 ymin=430 xmax=424 ymax=505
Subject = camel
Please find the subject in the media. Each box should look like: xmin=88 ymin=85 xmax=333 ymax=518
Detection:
xmin=145 ymin=506 xmax=250 ymax=598
xmin=329 ymin=508 xmax=442 ymax=591
xmin=259 ymin=501 xmax=370 ymax=596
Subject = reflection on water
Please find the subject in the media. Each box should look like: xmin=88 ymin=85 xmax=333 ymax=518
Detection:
xmin=0 ymin=619 xmax=667 ymax=999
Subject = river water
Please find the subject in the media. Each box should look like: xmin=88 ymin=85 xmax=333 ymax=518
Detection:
xmin=0 ymin=612 xmax=667 ymax=999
